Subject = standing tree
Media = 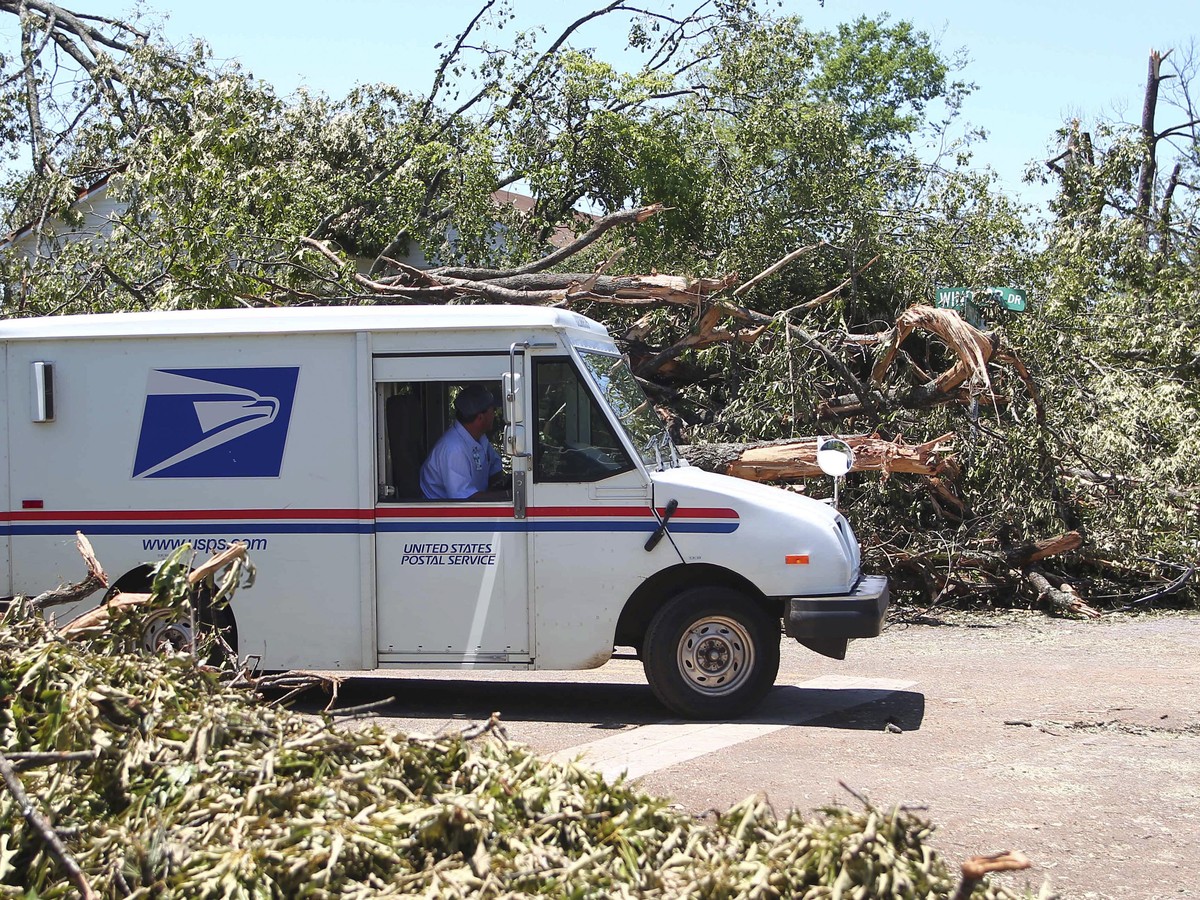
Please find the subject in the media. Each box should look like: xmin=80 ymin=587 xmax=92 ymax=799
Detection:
xmin=1022 ymin=45 xmax=1200 ymax=602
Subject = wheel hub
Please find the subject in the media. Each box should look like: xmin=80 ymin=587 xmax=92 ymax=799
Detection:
xmin=677 ymin=615 xmax=755 ymax=695
xmin=696 ymin=637 xmax=731 ymax=673
xmin=141 ymin=614 xmax=196 ymax=655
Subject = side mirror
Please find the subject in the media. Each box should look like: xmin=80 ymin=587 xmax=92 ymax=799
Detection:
xmin=817 ymin=437 xmax=855 ymax=508
xmin=817 ymin=437 xmax=855 ymax=477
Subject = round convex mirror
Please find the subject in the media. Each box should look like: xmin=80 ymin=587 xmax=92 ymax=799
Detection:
xmin=816 ymin=437 xmax=855 ymax=477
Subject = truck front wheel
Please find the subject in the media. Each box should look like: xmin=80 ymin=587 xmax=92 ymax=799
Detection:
xmin=642 ymin=586 xmax=780 ymax=719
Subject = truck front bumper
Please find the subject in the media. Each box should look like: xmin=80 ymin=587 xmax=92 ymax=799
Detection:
xmin=782 ymin=574 xmax=890 ymax=660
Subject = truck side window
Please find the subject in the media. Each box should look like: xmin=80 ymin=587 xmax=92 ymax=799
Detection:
xmin=377 ymin=380 xmax=506 ymax=501
xmin=533 ymin=358 xmax=634 ymax=483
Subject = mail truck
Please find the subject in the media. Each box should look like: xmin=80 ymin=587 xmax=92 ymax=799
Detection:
xmin=0 ymin=306 xmax=888 ymax=717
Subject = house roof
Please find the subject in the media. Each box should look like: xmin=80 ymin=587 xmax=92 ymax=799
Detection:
xmin=492 ymin=189 xmax=597 ymax=249
xmin=0 ymin=170 xmax=121 ymax=251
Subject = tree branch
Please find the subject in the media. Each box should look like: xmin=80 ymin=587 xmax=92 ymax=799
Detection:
xmin=29 ymin=533 xmax=108 ymax=612
xmin=425 ymin=203 xmax=666 ymax=281
xmin=0 ymin=748 xmax=97 ymax=900
xmin=732 ymin=241 xmax=826 ymax=298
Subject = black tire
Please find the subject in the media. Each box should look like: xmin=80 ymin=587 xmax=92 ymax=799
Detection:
xmin=103 ymin=565 xmax=157 ymax=604
xmin=642 ymin=586 xmax=780 ymax=719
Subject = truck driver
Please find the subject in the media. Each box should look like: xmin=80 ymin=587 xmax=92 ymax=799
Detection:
xmin=419 ymin=383 xmax=508 ymax=500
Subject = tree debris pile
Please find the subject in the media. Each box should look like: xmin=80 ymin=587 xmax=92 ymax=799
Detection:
xmin=1 ymin=590 xmax=1030 ymax=897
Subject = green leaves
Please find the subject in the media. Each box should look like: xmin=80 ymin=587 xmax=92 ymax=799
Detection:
xmin=809 ymin=15 xmax=968 ymax=150
xmin=1 ymin=600 xmax=1027 ymax=898
xmin=4 ymin=3 xmax=1190 ymax=604
xmin=0 ymin=3 xmax=984 ymax=319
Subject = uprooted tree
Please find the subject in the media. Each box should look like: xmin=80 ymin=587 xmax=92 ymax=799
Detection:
xmin=0 ymin=1 xmax=1196 ymax=610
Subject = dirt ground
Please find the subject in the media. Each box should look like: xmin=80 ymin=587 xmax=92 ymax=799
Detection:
xmin=329 ymin=609 xmax=1200 ymax=899
xmin=701 ymin=609 xmax=1200 ymax=900
xmin=825 ymin=607 xmax=1200 ymax=900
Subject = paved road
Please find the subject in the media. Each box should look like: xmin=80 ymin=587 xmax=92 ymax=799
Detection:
xmin=313 ymin=611 xmax=1200 ymax=900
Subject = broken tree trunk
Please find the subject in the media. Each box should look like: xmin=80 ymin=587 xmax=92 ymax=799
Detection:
xmin=866 ymin=305 xmax=1045 ymax=423
xmin=680 ymin=433 xmax=955 ymax=482
xmin=1027 ymin=568 xmax=1101 ymax=619
xmin=632 ymin=303 xmax=767 ymax=377
xmin=1008 ymin=531 xmax=1083 ymax=565
xmin=872 ymin=305 xmax=993 ymax=393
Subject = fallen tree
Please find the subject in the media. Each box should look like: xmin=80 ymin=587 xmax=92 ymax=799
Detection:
xmin=1 ymin=1 xmax=1193 ymax=616
xmin=681 ymin=433 xmax=957 ymax=481
xmin=309 ymin=219 xmax=1160 ymax=616
xmin=877 ymin=532 xmax=1101 ymax=619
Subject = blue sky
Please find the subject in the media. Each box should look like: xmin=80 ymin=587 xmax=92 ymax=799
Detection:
xmin=50 ymin=1 xmax=1200 ymax=206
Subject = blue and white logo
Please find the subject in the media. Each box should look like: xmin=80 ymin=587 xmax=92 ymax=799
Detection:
xmin=133 ymin=367 xmax=300 ymax=478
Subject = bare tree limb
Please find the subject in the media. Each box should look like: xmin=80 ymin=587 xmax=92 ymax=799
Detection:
xmin=1027 ymin=568 xmax=1101 ymax=619
xmin=952 ymin=851 xmax=1031 ymax=900
xmin=732 ymin=241 xmax=826 ymax=298
xmin=0 ymin=748 xmax=97 ymax=900
xmin=422 ymin=0 xmax=496 ymax=126
xmin=1137 ymin=49 xmax=1171 ymax=226
xmin=1 ymin=0 xmax=146 ymax=55
xmin=19 ymin=6 xmax=56 ymax=176
xmin=6 ymin=751 xmax=99 ymax=772
xmin=499 ymin=2 xmax=627 ymax=118
xmin=422 ymin=203 xmax=666 ymax=281
xmin=29 ymin=533 xmax=107 ymax=611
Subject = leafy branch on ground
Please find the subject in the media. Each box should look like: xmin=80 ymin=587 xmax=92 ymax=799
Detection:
xmin=0 ymin=539 xmax=1041 ymax=898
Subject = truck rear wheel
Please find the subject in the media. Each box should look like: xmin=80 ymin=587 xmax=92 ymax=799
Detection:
xmin=642 ymin=586 xmax=780 ymax=719
xmin=105 ymin=569 xmax=238 ymax=667
xmin=137 ymin=600 xmax=238 ymax=666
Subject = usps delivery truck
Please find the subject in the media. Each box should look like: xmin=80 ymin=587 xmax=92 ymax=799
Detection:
xmin=0 ymin=306 xmax=888 ymax=718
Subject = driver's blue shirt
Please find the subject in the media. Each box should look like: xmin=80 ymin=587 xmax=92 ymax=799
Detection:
xmin=419 ymin=421 xmax=503 ymax=500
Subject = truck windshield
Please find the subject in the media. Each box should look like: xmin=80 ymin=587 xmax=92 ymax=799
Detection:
xmin=578 ymin=350 xmax=676 ymax=469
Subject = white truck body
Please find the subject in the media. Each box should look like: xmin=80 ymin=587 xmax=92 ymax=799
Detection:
xmin=0 ymin=306 xmax=888 ymax=717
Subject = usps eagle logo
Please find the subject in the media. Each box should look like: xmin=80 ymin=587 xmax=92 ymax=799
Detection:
xmin=132 ymin=367 xmax=300 ymax=478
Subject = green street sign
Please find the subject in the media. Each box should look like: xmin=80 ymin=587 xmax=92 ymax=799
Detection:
xmin=935 ymin=287 xmax=973 ymax=310
xmin=988 ymin=287 xmax=1027 ymax=311
xmin=935 ymin=286 xmax=1027 ymax=313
